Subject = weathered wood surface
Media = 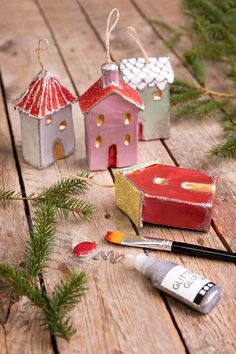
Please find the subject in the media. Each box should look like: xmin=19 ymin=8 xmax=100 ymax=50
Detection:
xmin=0 ymin=69 xmax=53 ymax=352
xmin=133 ymin=0 xmax=236 ymax=249
xmin=0 ymin=0 xmax=235 ymax=353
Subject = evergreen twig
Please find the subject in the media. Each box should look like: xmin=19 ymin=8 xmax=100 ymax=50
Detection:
xmin=0 ymin=172 xmax=95 ymax=220
xmin=152 ymin=0 xmax=236 ymax=157
xmin=24 ymin=203 xmax=57 ymax=278
xmin=0 ymin=173 xmax=93 ymax=340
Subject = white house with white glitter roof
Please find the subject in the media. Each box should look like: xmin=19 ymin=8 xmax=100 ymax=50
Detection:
xmin=120 ymin=57 xmax=174 ymax=140
xmin=14 ymin=70 xmax=78 ymax=169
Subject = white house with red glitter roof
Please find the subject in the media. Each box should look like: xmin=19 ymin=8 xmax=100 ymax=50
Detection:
xmin=14 ymin=70 xmax=78 ymax=169
xmin=79 ymin=62 xmax=144 ymax=171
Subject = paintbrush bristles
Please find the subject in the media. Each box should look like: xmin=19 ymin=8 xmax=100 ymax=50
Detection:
xmin=104 ymin=231 xmax=125 ymax=244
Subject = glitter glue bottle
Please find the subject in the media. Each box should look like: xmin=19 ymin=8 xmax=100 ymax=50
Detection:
xmin=127 ymin=254 xmax=222 ymax=313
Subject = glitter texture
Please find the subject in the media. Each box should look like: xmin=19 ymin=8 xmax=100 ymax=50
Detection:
xmin=14 ymin=70 xmax=78 ymax=119
xmin=115 ymin=169 xmax=143 ymax=227
xmin=79 ymin=78 xmax=144 ymax=113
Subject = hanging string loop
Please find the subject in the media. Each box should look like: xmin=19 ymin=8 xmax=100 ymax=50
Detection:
xmin=106 ymin=8 xmax=120 ymax=63
xmin=127 ymin=26 xmax=149 ymax=63
xmin=36 ymin=38 xmax=49 ymax=71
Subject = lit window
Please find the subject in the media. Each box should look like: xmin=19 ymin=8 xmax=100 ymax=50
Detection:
xmin=59 ymin=120 xmax=67 ymax=131
xmin=95 ymin=136 xmax=102 ymax=148
xmin=153 ymin=177 xmax=168 ymax=185
xmin=97 ymin=114 xmax=105 ymax=127
xmin=123 ymin=134 xmax=131 ymax=146
xmin=45 ymin=115 xmax=53 ymax=125
xmin=153 ymin=89 xmax=163 ymax=101
xmin=124 ymin=112 xmax=131 ymax=125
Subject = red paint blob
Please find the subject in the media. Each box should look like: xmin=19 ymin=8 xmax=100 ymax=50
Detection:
xmin=73 ymin=241 xmax=97 ymax=256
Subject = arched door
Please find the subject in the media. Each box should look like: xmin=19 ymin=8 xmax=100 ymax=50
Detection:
xmin=138 ymin=122 xmax=143 ymax=140
xmin=53 ymin=140 xmax=64 ymax=160
xmin=108 ymin=145 xmax=117 ymax=167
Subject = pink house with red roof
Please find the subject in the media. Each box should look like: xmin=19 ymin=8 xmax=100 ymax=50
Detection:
xmin=79 ymin=62 xmax=144 ymax=171
xmin=14 ymin=70 xmax=77 ymax=169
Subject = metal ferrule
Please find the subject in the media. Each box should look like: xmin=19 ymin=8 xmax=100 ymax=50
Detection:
xmin=122 ymin=239 xmax=173 ymax=252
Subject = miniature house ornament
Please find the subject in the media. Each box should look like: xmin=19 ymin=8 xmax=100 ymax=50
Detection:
xmin=14 ymin=39 xmax=78 ymax=169
xmin=115 ymin=160 xmax=218 ymax=232
xmin=120 ymin=27 xmax=174 ymax=141
xmin=79 ymin=10 xmax=144 ymax=171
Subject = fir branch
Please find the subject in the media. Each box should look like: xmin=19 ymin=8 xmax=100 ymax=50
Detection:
xmin=0 ymin=263 xmax=87 ymax=340
xmin=0 ymin=263 xmax=45 ymax=307
xmin=171 ymin=90 xmax=201 ymax=106
xmin=193 ymin=98 xmax=230 ymax=118
xmin=210 ymin=136 xmax=236 ymax=157
xmin=51 ymin=271 xmax=87 ymax=315
xmin=184 ymin=50 xmax=205 ymax=85
xmin=171 ymin=78 xmax=198 ymax=93
xmin=0 ymin=172 xmax=95 ymax=221
xmin=38 ymin=171 xmax=93 ymax=201
xmin=0 ymin=190 xmax=27 ymax=208
xmin=42 ymin=306 xmax=76 ymax=340
xmin=152 ymin=0 xmax=236 ymax=157
xmin=24 ymin=203 xmax=57 ymax=278
xmin=52 ymin=197 xmax=95 ymax=221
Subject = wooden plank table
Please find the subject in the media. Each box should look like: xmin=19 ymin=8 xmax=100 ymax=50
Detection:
xmin=0 ymin=0 xmax=235 ymax=353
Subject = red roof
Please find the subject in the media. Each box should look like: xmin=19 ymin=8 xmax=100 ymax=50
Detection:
xmin=79 ymin=78 xmax=144 ymax=113
xmin=14 ymin=70 xmax=78 ymax=119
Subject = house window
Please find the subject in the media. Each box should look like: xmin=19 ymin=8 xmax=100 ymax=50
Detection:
xmin=59 ymin=120 xmax=67 ymax=131
xmin=45 ymin=115 xmax=53 ymax=125
xmin=97 ymin=114 xmax=105 ymax=127
xmin=95 ymin=135 xmax=102 ymax=148
xmin=153 ymin=89 xmax=163 ymax=101
xmin=124 ymin=112 xmax=131 ymax=125
xmin=153 ymin=177 xmax=168 ymax=185
xmin=123 ymin=134 xmax=131 ymax=146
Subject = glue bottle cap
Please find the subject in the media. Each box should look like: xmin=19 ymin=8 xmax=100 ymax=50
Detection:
xmin=126 ymin=254 xmax=151 ymax=274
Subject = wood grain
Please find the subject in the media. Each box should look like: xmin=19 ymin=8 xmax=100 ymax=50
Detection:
xmin=1 ymin=0 xmax=186 ymax=353
xmin=0 ymin=74 xmax=53 ymax=352
xmin=0 ymin=0 xmax=235 ymax=352
xmin=132 ymin=0 xmax=236 ymax=250
xmin=76 ymin=0 xmax=236 ymax=352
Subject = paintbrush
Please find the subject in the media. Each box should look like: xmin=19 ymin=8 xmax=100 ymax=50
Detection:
xmin=104 ymin=231 xmax=236 ymax=263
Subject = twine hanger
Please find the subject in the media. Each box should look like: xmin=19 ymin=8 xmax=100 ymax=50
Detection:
xmin=106 ymin=8 xmax=120 ymax=63
xmin=127 ymin=26 xmax=149 ymax=63
xmin=35 ymin=38 xmax=50 ymax=70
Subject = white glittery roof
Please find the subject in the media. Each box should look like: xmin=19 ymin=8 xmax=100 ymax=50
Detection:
xmin=120 ymin=57 xmax=174 ymax=91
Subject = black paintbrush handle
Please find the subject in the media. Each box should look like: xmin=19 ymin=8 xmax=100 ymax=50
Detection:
xmin=172 ymin=241 xmax=236 ymax=263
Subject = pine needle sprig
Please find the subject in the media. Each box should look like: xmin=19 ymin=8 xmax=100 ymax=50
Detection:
xmin=0 ymin=263 xmax=87 ymax=340
xmin=51 ymin=271 xmax=87 ymax=315
xmin=0 ymin=172 xmax=95 ymax=221
xmin=38 ymin=171 xmax=93 ymax=201
xmin=210 ymin=136 xmax=236 ymax=158
xmin=0 ymin=190 xmax=27 ymax=208
xmin=184 ymin=50 xmax=205 ymax=85
xmin=52 ymin=197 xmax=95 ymax=221
xmin=0 ymin=263 xmax=45 ymax=307
xmin=0 ymin=174 xmax=92 ymax=340
xmin=193 ymin=98 xmax=230 ymax=118
xmin=171 ymin=90 xmax=201 ymax=106
xmin=151 ymin=0 xmax=236 ymax=157
xmin=24 ymin=203 xmax=57 ymax=278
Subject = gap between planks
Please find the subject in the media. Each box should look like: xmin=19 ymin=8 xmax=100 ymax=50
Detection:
xmin=34 ymin=0 xmax=187 ymax=351
xmin=0 ymin=1 xmax=187 ymax=353
xmin=0 ymin=71 xmax=58 ymax=354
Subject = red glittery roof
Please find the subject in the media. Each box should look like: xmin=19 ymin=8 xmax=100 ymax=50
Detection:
xmin=79 ymin=78 xmax=144 ymax=113
xmin=14 ymin=70 xmax=78 ymax=119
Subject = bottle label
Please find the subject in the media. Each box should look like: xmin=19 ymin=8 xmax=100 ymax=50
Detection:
xmin=161 ymin=265 xmax=215 ymax=304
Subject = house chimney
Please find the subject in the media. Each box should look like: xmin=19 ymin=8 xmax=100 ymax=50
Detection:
xmin=101 ymin=62 xmax=120 ymax=88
